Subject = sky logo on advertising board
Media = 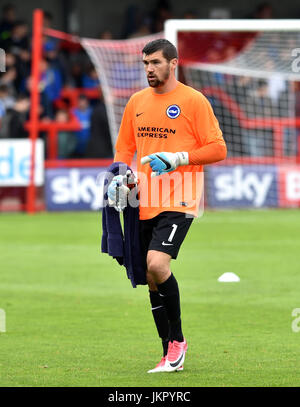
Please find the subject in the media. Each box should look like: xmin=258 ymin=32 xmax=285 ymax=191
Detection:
xmin=207 ymin=166 xmax=278 ymax=208
xmin=46 ymin=168 xmax=105 ymax=211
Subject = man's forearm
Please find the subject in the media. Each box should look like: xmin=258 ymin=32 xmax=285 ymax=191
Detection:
xmin=140 ymin=143 xmax=227 ymax=176
xmin=188 ymin=142 xmax=227 ymax=165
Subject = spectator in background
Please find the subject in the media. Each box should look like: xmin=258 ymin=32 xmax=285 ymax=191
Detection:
xmin=43 ymin=11 xmax=53 ymax=29
xmin=42 ymin=11 xmax=68 ymax=87
xmin=82 ymin=65 xmax=100 ymax=89
xmin=42 ymin=11 xmax=60 ymax=53
xmin=0 ymin=83 xmax=14 ymax=119
xmin=246 ymin=2 xmax=274 ymax=19
xmin=60 ymin=26 xmax=86 ymax=89
xmin=243 ymin=79 xmax=276 ymax=156
xmin=0 ymin=93 xmax=29 ymax=138
xmin=39 ymin=58 xmax=63 ymax=118
xmin=5 ymin=20 xmax=31 ymax=91
xmin=14 ymin=47 xmax=31 ymax=90
xmin=55 ymin=108 xmax=77 ymax=158
xmin=150 ymin=0 xmax=173 ymax=33
xmin=5 ymin=20 xmax=29 ymax=55
xmin=72 ymin=94 xmax=93 ymax=157
xmin=44 ymin=41 xmax=68 ymax=87
xmin=85 ymin=99 xmax=112 ymax=158
xmin=99 ymin=29 xmax=113 ymax=40
xmin=122 ymin=5 xmax=151 ymax=39
xmin=0 ymin=4 xmax=17 ymax=48
xmin=59 ymin=34 xmax=83 ymax=88
xmin=128 ymin=18 xmax=151 ymax=38
xmin=209 ymin=7 xmax=231 ymax=19
xmin=122 ymin=5 xmax=143 ymax=38
xmin=0 ymin=52 xmax=17 ymax=95
xmin=67 ymin=62 xmax=84 ymax=87
xmin=182 ymin=9 xmax=198 ymax=19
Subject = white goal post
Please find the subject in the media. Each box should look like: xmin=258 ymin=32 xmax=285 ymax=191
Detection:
xmin=165 ymin=19 xmax=300 ymax=46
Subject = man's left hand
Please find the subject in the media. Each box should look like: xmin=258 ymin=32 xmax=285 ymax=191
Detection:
xmin=141 ymin=152 xmax=189 ymax=176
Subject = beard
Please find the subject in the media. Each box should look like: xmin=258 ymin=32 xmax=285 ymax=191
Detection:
xmin=147 ymin=66 xmax=170 ymax=88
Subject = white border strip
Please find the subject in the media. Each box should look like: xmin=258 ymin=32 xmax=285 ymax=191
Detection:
xmin=165 ymin=19 xmax=300 ymax=50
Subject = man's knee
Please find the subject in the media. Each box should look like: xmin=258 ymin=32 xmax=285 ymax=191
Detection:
xmin=147 ymin=272 xmax=157 ymax=291
xmin=147 ymin=250 xmax=171 ymax=284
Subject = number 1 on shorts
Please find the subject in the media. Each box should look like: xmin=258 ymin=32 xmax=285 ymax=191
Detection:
xmin=168 ymin=224 xmax=178 ymax=242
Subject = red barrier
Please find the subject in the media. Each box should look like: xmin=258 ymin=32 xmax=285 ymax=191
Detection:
xmin=25 ymin=113 xmax=81 ymax=159
xmin=58 ymin=87 xmax=102 ymax=108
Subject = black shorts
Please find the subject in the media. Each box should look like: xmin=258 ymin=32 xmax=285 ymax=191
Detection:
xmin=139 ymin=211 xmax=193 ymax=266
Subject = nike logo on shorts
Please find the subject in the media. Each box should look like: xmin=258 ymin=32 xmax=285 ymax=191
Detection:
xmin=162 ymin=241 xmax=173 ymax=246
xmin=136 ymin=112 xmax=144 ymax=117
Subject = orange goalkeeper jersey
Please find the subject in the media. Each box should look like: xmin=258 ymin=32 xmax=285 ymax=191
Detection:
xmin=114 ymin=81 xmax=226 ymax=220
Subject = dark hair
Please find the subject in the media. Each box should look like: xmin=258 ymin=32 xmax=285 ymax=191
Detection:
xmin=12 ymin=19 xmax=27 ymax=28
xmin=78 ymin=94 xmax=88 ymax=101
xmin=15 ymin=93 xmax=29 ymax=102
xmin=3 ymin=4 xmax=15 ymax=14
xmin=44 ymin=11 xmax=53 ymax=21
xmin=257 ymin=79 xmax=268 ymax=88
xmin=0 ymin=84 xmax=9 ymax=93
xmin=256 ymin=1 xmax=272 ymax=13
xmin=142 ymin=39 xmax=178 ymax=61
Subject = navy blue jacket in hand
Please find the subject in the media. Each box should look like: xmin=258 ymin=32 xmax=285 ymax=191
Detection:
xmin=101 ymin=162 xmax=146 ymax=288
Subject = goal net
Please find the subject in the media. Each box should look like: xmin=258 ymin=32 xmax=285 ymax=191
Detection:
xmin=81 ymin=33 xmax=162 ymax=148
xmin=166 ymin=20 xmax=300 ymax=209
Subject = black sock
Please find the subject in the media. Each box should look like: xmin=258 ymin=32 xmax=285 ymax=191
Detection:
xmin=162 ymin=339 xmax=169 ymax=357
xmin=149 ymin=290 xmax=170 ymax=356
xmin=157 ymin=273 xmax=184 ymax=343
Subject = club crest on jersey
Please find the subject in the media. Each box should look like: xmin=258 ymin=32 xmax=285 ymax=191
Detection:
xmin=166 ymin=104 xmax=180 ymax=119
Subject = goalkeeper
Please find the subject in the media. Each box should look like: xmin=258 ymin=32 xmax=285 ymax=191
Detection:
xmin=108 ymin=39 xmax=227 ymax=373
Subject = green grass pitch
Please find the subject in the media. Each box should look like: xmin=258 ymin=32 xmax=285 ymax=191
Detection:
xmin=0 ymin=209 xmax=300 ymax=387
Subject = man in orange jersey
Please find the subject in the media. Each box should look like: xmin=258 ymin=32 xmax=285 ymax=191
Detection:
xmin=108 ymin=39 xmax=227 ymax=373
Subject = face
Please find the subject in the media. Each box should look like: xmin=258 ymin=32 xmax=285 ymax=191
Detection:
xmin=78 ymin=98 xmax=88 ymax=110
xmin=5 ymin=8 xmax=16 ymax=22
xmin=18 ymin=99 xmax=30 ymax=112
xmin=40 ymin=60 xmax=48 ymax=72
xmin=56 ymin=110 xmax=68 ymax=122
xmin=13 ymin=24 xmax=28 ymax=38
xmin=143 ymin=50 xmax=177 ymax=88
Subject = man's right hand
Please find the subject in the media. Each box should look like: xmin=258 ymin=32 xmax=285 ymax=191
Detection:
xmin=108 ymin=175 xmax=130 ymax=212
